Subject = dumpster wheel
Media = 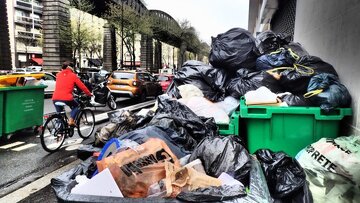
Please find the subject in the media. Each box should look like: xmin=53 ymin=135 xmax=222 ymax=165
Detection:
xmin=6 ymin=133 xmax=13 ymax=140
xmin=33 ymin=125 xmax=41 ymax=135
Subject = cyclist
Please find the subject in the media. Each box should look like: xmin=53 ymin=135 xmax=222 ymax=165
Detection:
xmin=52 ymin=61 xmax=92 ymax=126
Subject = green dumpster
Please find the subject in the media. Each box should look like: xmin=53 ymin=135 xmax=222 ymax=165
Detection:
xmin=0 ymin=91 xmax=3 ymax=136
xmin=239 ymin=97 xmax=352 ymax=157
xmin=218 ymin=111 xmax=240 ymax=136
xmin=0 ymin=85 xmax=46 ymax=138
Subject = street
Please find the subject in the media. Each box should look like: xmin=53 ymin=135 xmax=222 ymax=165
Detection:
xmin=0 ymin=97 xmax=155 ymax=202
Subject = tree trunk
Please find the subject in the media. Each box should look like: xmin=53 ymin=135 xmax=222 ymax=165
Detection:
xmin=78 ymin=47 xmax=81 ymax=72
xmin=132 ymin=33 xmax=135 ymax=70
xmin=178 ymin=42 xmax=187 ymax=68
xmin=73 ymin=48 xmax=77 ymax=67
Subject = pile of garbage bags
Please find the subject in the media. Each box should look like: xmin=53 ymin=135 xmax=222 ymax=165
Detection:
xmin=168 ymin=28 xmax=351 ymax=111
xmin=51 ymin=27 xmax=355 ymax=202
xmin=52 ymin=94 xmax=313 ymax=202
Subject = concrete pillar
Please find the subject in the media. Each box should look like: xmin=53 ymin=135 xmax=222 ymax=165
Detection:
xmin=0 ymin=0 xmax=12 ymax=70
xmin=103 ymin=23 xmax=117 ymax=71
xmin=42 ymin=0 xmax=72 ymax=72
xmin=154 ymin=40 xmax=162 ymax=73
xmin=140 ymin=34 xmax=153 ymax=72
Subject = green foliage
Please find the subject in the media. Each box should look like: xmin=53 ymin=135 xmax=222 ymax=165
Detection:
xmin=177 ymin=20 xmax=210 ymax=63
xmin=105 ymin=2 xmax=154 ymax=66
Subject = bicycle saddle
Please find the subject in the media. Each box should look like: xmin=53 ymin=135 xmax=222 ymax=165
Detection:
xmin=54 ymin=102 xmax=66 ymax=106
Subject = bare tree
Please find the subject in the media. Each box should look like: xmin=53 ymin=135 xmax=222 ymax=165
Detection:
xmin=105 ymin=3 xmax=153 ymax=69
xmin=59 ymin=0 xmax=94 ymax=71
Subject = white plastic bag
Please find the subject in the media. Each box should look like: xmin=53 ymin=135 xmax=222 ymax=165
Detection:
xmin=215 ymin=96 xmax=240 ymax=115
xmin=178 ymin=96 xmax=229 ymax=124
xmin=296 ymin=135 xmax=360 ymax=203
xmin=178 ymin=84 xmax=204 ymax=99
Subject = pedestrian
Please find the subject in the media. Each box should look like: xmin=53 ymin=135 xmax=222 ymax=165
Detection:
xmin=52 ymin=61 xmax=92 ymax=126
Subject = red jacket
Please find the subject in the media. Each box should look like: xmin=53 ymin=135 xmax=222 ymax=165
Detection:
xmin=52 ymin=68 xmax=92 ymax=101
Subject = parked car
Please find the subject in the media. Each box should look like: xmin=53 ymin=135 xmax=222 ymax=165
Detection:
xmin=154 ymin=74 xmax=174 ymax=92
xmin=79 ymin=68 xmax=109 ymax=84
xmin=14 ymin=68 xmax=33 ymax=73
xmin=6 ymin=72 xmax=56 ymax=96
xmin=40 ymin=72 xmax=56 ymax=96
xmin=26 ymin=66 xmax=43 ymax=72
xmin=107 ymin=70 xmax=162 ymax=101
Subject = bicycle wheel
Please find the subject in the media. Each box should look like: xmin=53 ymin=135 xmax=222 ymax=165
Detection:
xmin=76 ymin=109 xmax=95 ymax=139
xmin=107 ymin=95 xmax=117 ymax=110
xmin=40 ymin=115 xmax=66 ymax=152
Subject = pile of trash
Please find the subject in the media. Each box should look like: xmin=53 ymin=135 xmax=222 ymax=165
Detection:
xmin=51 ymin=28 xmax=357 ymax=202
xmin=168 ymin=28 xmax=351 ymax=111
xmin=53 ymin=95 xmax=311 ymax=202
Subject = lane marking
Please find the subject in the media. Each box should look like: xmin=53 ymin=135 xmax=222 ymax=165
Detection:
xmin=12 ymin=143 xmax=37 ymax=151
xmin=0 ymin=141 xmax=25 ymax=149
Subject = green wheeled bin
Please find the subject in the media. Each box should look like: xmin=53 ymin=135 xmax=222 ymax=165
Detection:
xmin=239 ymin=97 xmax=352 ymax=157
xmin=218 ymin=111 xmax=240 ymax=136
xmin=0 ymin=85 xmax=46 ymax=138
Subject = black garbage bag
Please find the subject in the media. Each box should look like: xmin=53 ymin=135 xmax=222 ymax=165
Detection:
xmin=306 ymin=73 xmax=351 ymax=111
xmin=148 ymin=96 xmax=218 ymax=151
xmin=297 ymin=55 xmax=338 ymax=76
xmin=166 ymin=80 xmax=182 ymax=99
xmin=77 ymin=144 xmax=102 ymax=160
xmin=279 ymin=68 xmax=313 ymax=94
xmin=226 ymin=68 xmax=283 ymax=97
xmin=276 ymin=33 xmax=292 ymax=45
xmin=188 ymin=136 xmax=251 ymax=183
xmin=274 ymin=181 xmax=313 ymax=203
xmin=255 ymin=149 xmax=308 ymax=200
xmin=278 ymin=93 xmax=312 ymax=106
xmin=255 ymin=30 xmax=280 ymax=54
xmin=176 ymin=185 xmax=246 ymax=202
xmin=94 ymin=110 xmax=154 ymax=147
xmin=283 ymin=42 xmax=309 ymax=57
xmin=226 ymin=69 xmax=263 ymax=98
xmin=256 ymin=48 xmax=298 ymax=71
xmin=279 ymin=56 xmax=338 ymax=94
xmin=209 ymin=28 xmax=258 ymax=72
xmin=260 ymin=71 xmax=284 ymax=93
xmin=119 ymin=126 xmax=191 ymax=158
xmin=242 ymin=157 xmax=274 ymax=203
xmin=173 ymin=60 xmax=228 ymax=101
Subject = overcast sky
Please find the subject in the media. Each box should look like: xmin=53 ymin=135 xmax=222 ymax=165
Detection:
xmin=144 ymin=0 xmax=249 ymax=44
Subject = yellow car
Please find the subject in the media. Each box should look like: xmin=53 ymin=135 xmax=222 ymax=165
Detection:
xmin=107 ymin=70 xmax=163 ymax=101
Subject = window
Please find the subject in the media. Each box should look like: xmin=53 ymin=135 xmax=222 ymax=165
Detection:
xmin=112 ymin=72 xmax=134 ymax=79
xmin=156 ymin=75 xmax=169 ymax=81
xmin=143 ymin=74 xmax=150 ymax=81
xmin=43 ymin=74 xmax=55 ymax=81
xmin=137 ymin=73 xmax=144 ymax=81
xmin=148 ymin=74 xmax=156 ymax=82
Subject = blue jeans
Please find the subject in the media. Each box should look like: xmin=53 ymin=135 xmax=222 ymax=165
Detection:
xmin=53 ymin=100 xmax=79 ymax=119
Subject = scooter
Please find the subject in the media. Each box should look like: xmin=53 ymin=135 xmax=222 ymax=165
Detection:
xmin=89 ymin=80 xmax=117 ymax=110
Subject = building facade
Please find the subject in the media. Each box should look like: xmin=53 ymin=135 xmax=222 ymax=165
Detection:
xmin=13 ymin=0 xmax=43 ymax=68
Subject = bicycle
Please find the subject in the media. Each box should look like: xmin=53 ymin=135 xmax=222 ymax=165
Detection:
xmin=40 ymin=94 xmax=96 ymax=152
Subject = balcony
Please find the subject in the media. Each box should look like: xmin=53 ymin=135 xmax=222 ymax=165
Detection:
xmin=33 ymin=5 xmax=43 ymax=14
xmin=15 ymin=0 xmax=43 ymax=14
xmin=34 ymin=19 xmax=42 ymax=27
xmin=15 ymin=16 xmax=42 ymax=28
xmin=16 ymin=31 xmax=42 ymax=40
xmin=15 ymin=16 xmax=32 ymax=25
xmin=15 ymin=1 xmax=32 ymax=11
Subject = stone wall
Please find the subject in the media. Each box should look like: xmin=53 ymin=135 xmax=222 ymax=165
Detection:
xmin=42 ymin=0 xmax=72 ymax=71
